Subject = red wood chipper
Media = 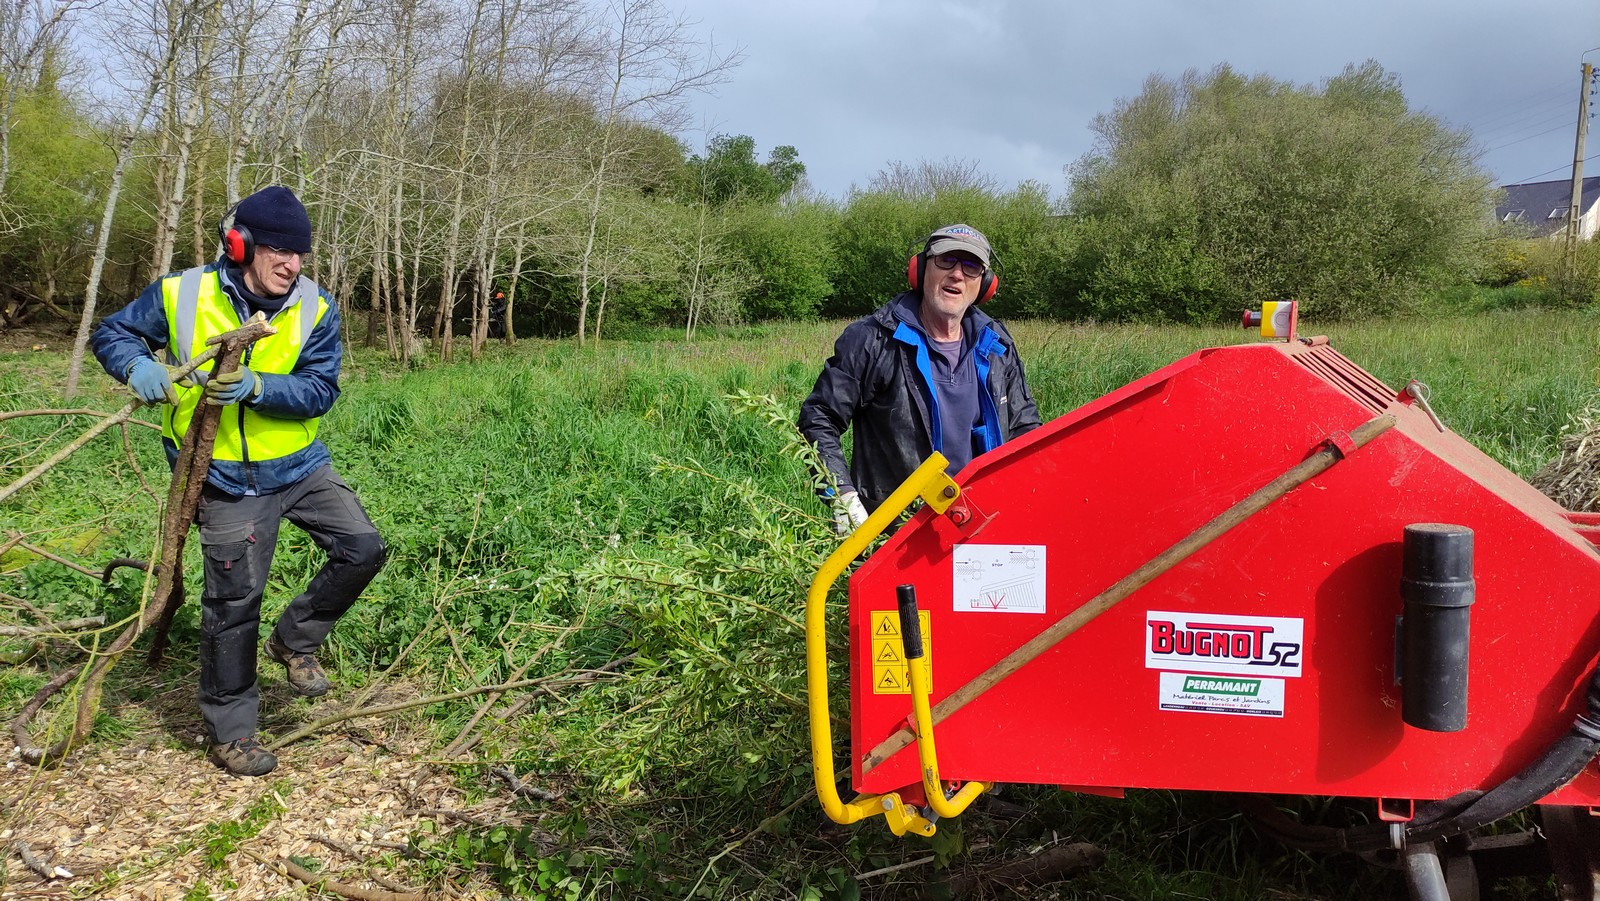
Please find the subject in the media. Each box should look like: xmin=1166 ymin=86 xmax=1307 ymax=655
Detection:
xmin=806 ymin=305 xmax=1600 ymax=900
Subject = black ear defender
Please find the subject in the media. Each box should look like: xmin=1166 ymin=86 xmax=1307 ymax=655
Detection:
xmin=904 ymin=231 xmax=1000 ymax=303
xmin=217 ymin=201 xmax=254 ymax=265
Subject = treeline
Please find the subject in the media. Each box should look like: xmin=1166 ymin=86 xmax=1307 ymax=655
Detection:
xmin=0 ymin=0 xmax=1584 ymax=368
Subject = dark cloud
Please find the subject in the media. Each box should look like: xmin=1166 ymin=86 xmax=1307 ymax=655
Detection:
xmin=674 ymin=0 xmax=1600 ymax=197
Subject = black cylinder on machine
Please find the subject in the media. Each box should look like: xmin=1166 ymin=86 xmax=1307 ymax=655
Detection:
xmin=897 ymin=585 xmax=924 ymax=660
xmin=1400 ymin=523 xmax=1475 ymax=732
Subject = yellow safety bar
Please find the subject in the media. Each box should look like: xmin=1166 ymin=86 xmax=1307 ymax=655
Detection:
xmin=903 ymin=604 xmax=995 ymax=819
xmin=805 ymin=453 xmax=986 ymax=835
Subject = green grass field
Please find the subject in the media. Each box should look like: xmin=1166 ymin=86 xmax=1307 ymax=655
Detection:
xmin=2 ymin=311 xmax=1597 ymax=899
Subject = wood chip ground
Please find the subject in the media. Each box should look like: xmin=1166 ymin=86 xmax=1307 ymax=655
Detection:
xmin=1 ymin=681 xmax=518 ymax=899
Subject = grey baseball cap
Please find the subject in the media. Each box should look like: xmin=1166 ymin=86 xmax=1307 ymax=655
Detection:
xmin=926 ymin=224 xmax=992 ymax=267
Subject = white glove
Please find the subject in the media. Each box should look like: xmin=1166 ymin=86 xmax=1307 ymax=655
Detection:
xmin=833 ymin=491 xmax=869 ymax=535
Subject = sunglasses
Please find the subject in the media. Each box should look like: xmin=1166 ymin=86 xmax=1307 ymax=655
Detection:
xmin=931 ymin=254 xmax=984 ymax=278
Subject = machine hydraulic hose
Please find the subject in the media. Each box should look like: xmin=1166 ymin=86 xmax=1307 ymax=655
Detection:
xmin=1241 ymin=661 xmax=1600 ymax=853
xmin=1404 ymin=662 xmax=1600 ymax=845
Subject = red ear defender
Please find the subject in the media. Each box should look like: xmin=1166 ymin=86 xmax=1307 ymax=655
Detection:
xmin=223 ymin=224 xmax=254 ymax=265
xmin=906 ymin=253 xmax=923 ymax=291
xmin=978 ymin=271 xmax=999 ymax=303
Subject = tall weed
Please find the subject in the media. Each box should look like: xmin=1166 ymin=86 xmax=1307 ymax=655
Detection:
xmin=1 ymin=311 xmax=1595 ymax=898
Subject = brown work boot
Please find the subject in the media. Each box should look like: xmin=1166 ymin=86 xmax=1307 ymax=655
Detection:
xmin=265 ymin=634 xmax=331 ymax=697
xmin=208 ymin=736 xmax=278 ymax=776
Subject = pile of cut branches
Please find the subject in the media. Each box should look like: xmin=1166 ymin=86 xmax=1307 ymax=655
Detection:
xmin=1531 ymin=407 xmax=1600 ymax=512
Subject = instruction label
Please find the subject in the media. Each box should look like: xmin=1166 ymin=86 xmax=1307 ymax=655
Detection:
xmin=952 ymin=544 xmax=1047 ymax=614
xmin=870 ymin=610 xmax=931 ymax=695
xmin=1158 ymin=672 xmax=1285 ymax=717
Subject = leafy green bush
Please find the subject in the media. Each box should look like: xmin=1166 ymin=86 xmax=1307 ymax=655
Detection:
xmin=1065 ymin=209 xmax=1233 ymax=323
xmin=826 ymin=186 xmax=1064 ymax=319
xmin=1515 ymin=234 xmax=1600 ymax=307
xmin=1066 ymin=62 xmax=1499 ymax=322
xmin=1478 ymin=227 xmax=1534 ymax=287
xmin=723 ymin=201 xmax=840 ymax=320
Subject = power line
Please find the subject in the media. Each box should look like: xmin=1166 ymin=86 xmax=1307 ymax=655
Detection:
xmin=1508 ymin=152 xmax=1600 ymax=186
xmin=1462 ymin=77 xmax=1573 ymax=128
xmin=1471 ymin=104 xmax=1576 ymax=143
xmin=1468 ymin=90 xmax=1573 ymax=135
xmin=1483 ymin=120 xmax=1576 ymax=153
xmin=1477 ymin=77 xmax=1577 ymax=116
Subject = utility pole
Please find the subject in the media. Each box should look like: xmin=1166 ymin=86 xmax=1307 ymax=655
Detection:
xmin=1564 ymin=62 xmax=1593 ymax=271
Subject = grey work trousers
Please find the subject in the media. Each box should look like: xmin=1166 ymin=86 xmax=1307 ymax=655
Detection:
xmin=196 ymin=464 xmax=386 ymax=743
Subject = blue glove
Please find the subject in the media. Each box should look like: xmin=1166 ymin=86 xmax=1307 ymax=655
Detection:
xmin=126 ymin=357 xmax=177 ymax=405
xmin=204 ymin=365 xmax=261 ymax=406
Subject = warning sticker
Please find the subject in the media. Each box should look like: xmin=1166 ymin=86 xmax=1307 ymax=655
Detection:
xmin=870 ymin=610 xmax=931 ymax=695
xmin=952 ymin=545 xmax=1047 ymax=614
xmin=1158 ymin=671 xmax=1285 ymax=717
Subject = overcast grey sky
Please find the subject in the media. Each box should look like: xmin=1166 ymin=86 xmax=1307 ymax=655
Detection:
xmin=669 ymin=0 xmax=1600 ymax=201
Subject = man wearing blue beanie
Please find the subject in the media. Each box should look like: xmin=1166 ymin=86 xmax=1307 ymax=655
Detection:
xmin=90 ymin=185 xmax=386 ymax=776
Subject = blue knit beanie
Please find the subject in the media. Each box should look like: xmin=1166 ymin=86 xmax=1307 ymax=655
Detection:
xmin=234 ymin=186 xmax=312 ymax=254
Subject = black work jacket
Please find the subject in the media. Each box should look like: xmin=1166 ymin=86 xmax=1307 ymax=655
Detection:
xmin=798 ymin=293 xmax=1042 ymax=511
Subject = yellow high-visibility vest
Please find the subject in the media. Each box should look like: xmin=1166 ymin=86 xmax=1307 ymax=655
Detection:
xmin=159 ymin=266 xmax=328 ymax=462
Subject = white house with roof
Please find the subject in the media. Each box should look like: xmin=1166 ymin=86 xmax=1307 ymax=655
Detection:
xmin=1495 ymin=176 xmax=1600 ymax=239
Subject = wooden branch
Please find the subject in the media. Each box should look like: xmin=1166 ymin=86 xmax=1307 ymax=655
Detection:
xmin=244 ymin=849 xmax=425 ymax=901
xmin=147 ymin=313 xmax=276 ymax=663
xmin=0 ymin=409 xmax=159 ymax=431
xmin=11 ymin=315 xmax=276 ymax=766
xmin=856 ymin=855 xmax=935 ymax=882
xmin=312 ymin=834 xmax=364 ymax=858
xmin=0 ymin=403 xmax=138 ymax=506
xmin=443 ymin=626 xmax=575 ymax=758
xmin=310 ymin=835 xmax=425 ymax=895
xmin=0 ymin=616 xmax=105 ymax=636
xmin=0 ymin=642 xmax=42 ymax=665
xmin=0 ymin=345 xmax=221 ymax=507
xmin=265 ymin=656 xmax=633 ymax=751
xmin=11 ymin=840 xmax=54 ymax=880
xmin=119 ymin=426 xmax=161 ymax=500
xmin=4 ymin=535 xmax=103 ymax=579
xmin=489 ymin=766 xmax=558 ymax=801
xmin=9 ymin=667 xmax=77 ymax=751
xmin=412 ymin=808 xmax=491 ymax=827
xmin=1 ymin=588 xmax=50 ymax=620
xmin=100 ymin=557 xmax=149 ymax=582
xmin=447 ymin=694 xmax=533 ymax=759
xmin=941 ymin=843 xmax=1105 ymax=895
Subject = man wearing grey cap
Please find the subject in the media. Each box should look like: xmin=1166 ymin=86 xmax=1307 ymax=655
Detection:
xmin=799 ymin=223 xmax=1041 ymax=532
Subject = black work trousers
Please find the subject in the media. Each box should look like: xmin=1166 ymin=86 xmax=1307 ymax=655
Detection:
xmin=196 ymin=464 xmax=386 ymax=743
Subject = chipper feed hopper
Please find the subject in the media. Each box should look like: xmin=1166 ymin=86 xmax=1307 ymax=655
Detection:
xmin=806 ymin=310 xmax=1600 ymax=900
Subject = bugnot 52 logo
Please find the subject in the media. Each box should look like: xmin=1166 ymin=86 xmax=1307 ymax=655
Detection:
xmin=1144 ymin=611 xmax=1304 ymax=678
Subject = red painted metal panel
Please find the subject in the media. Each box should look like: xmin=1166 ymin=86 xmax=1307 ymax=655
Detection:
xmin=847 ymin=341 xmax=1600 ymax=806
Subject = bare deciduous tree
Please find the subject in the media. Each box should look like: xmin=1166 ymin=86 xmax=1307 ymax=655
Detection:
xmin=864 ymin=157 xmax=1002 ymax=200
xmin=573 ymin=0 xmax=736 ymax=344
xmin=64 ymin=0 xmax=198 ymax=398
